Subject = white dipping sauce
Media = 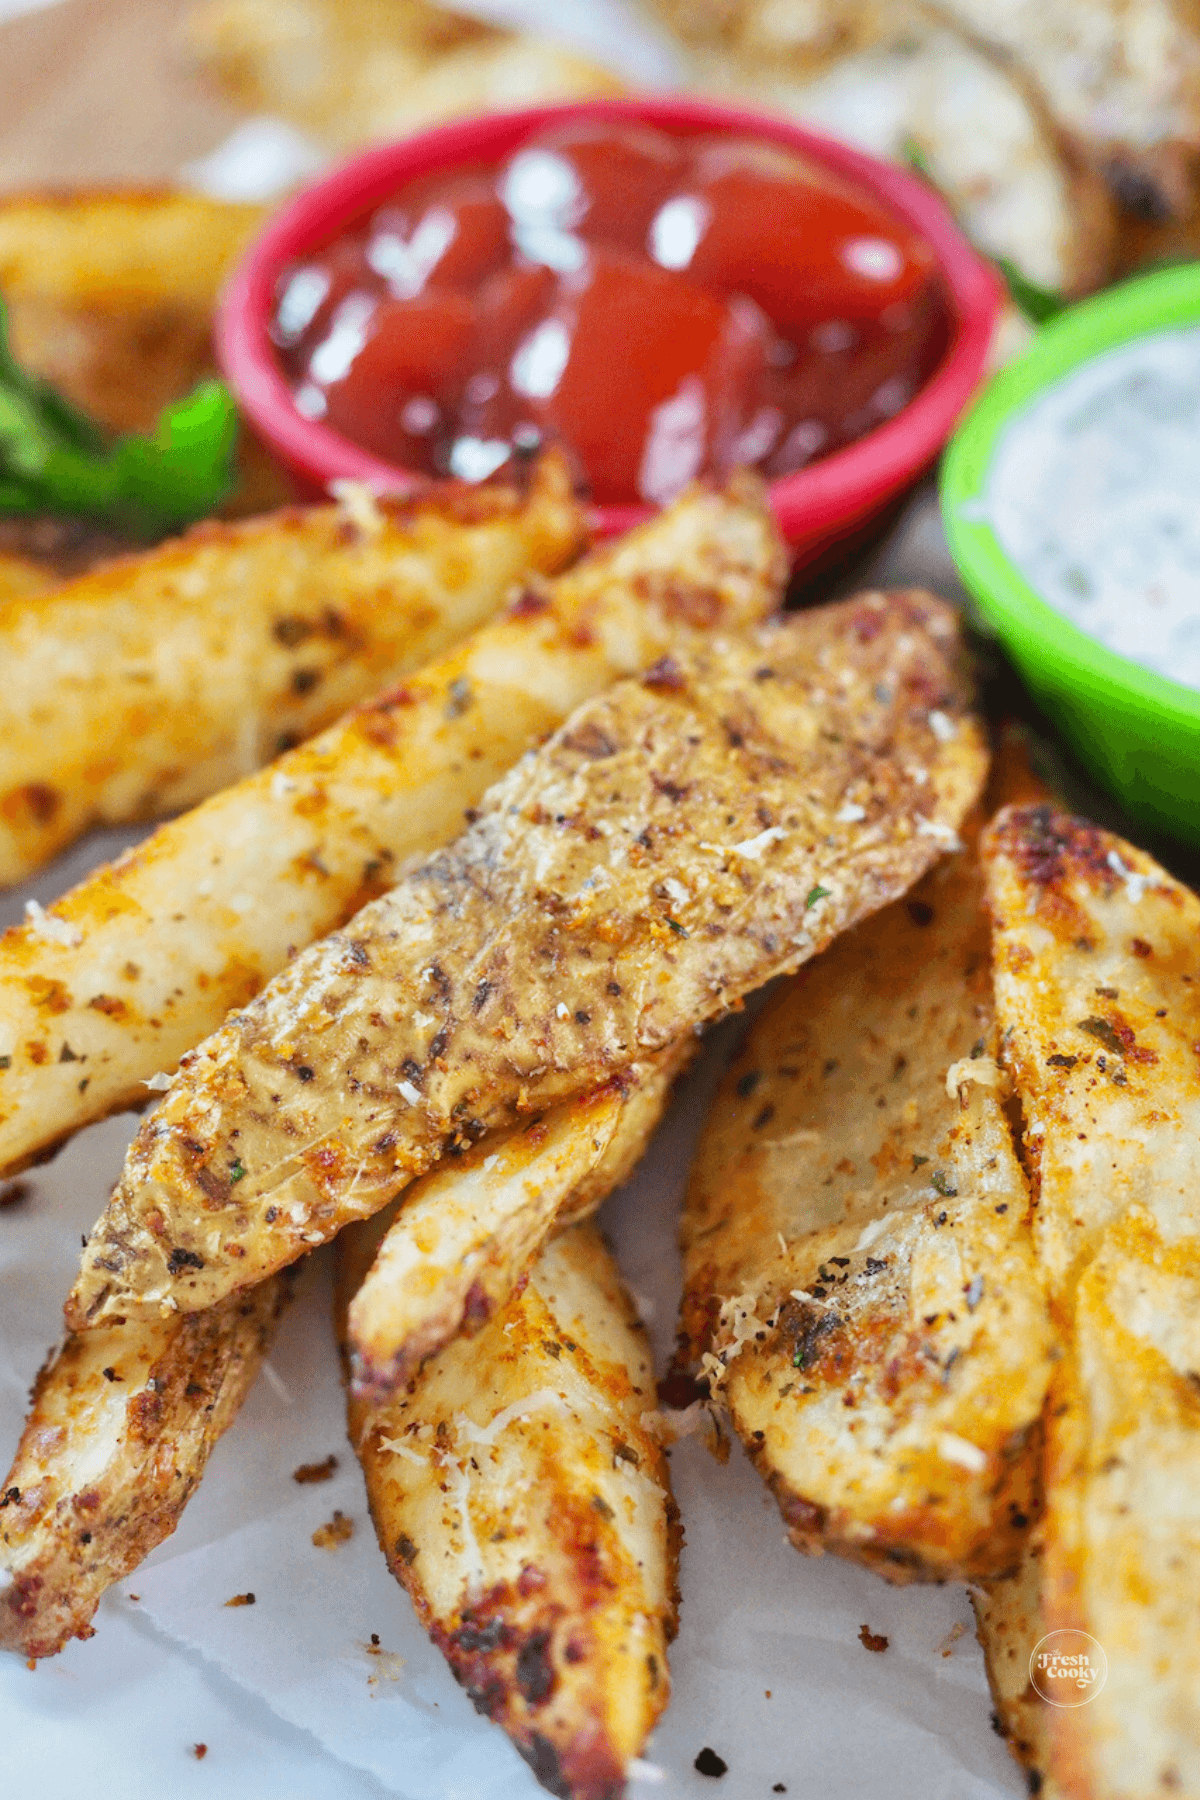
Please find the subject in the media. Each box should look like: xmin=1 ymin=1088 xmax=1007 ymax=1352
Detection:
xmin=983 ymin=323 xmax=1200 ymax=689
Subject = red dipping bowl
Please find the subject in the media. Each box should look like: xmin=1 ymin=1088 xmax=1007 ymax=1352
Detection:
xmin=217 ymin=96 xmax=1003 ymax=560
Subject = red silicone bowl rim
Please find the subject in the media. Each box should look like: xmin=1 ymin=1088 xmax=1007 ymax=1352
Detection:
xmin=217 ymin=95 xmax=1003 ymax=543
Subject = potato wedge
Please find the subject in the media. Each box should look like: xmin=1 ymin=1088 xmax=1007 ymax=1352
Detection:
xmin=984 ymin=806 xmax=1200 ymax=1800
xmin=928 ymin=0 xmax=1200 ymax=258
xmin=0 ymin=1272 xmax=292 ymax=1658
xmin=0 ymin=476 xmax=783 ymax=1178
xmin=68 ymin=589 xmax=986 ymax=1329
xmin=0 ymin=190 xmax=265 ymax=436
xmin=678 ymin=784 xmax=1055 ymax=1582
xmin=685 ymin=18 xmax=1117 ymax=295
xmin=0 ymin=456 xmax=584 ymax=885
xmin=348 ymin=1042 xmax=692 ymax=1400
xmin=186 ymin=0 xmax=623 ymax=152
xmin=970 ymin=1533 xmax=1055 ymax=1796
xmin=339 ymin=1216 xmax=678 ymax=1800
xmin=0 ymin=188 xmax=286 ymax=520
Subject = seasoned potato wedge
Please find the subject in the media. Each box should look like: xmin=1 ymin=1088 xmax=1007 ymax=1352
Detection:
xmin=186 ymin=0 xmax=623 ymax=152
xmin=348 ymin=1042 xmax=691 ymax=1399
xmin=970 ymin=1533 xmax=1055 ymax=1796
xmin=678 ymin=789 xmax=1055 ymax=1582
xmin=930 ymin=0 xmax=1200 ymax=259
xmin=682 ymin=15 xmax=1117 ymax=295
xmin=985 ymin=806 xmax=1200 ymax=1800
xmin=0 ymin=476 xmax=783 ymax=1178
xmin=339 ymin=1216 xmax=678 ymax=1800
xmin=0 ymin=190 xmax=266 ymax=437
xmin=0 ymin=1273 xmax=292 ymax=1658
xmin=0 ymin=188 xmax=286 ymax=519
xmin=68 ymin=590 xmax=986 ymax=1328
xmin=0 ymin=457 xmax=584 ymax=885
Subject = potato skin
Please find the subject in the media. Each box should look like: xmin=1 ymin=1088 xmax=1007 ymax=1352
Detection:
xmin=68 ymin=589 xmax=986 ymax=1328
xmin=0 ymin=475 xmax=782 ymax=1179
xmin=339 ymin=1218 xmax=679 ymax=1800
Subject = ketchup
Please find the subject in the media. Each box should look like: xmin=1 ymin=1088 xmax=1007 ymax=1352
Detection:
xmin=273 ymin=122 xmax=946 ymax=504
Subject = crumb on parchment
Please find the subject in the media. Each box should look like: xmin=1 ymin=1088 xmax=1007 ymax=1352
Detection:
xmin=292 ymin=1453 xmax=339 ymax=1484
xmin=312 ymin=1510 xmax=354 ymax=1549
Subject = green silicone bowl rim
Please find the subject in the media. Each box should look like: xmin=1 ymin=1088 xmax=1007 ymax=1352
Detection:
xmin=941 ymin=263 xmax=1200 ymax=730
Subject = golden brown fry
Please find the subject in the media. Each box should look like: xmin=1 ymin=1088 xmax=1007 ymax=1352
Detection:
xmin=0 ymin=476 xmax=783 ymax=1178
xmin=339 ymin=1216 xmax=678 ymax=1800
xmin=984 ymin=806 xmax=1200 ymax=1800
xmin=68 ymin=589 xmax=987 ymax=1329
xmin=0 ymin=458 xmax=583 ymax=886
xmin=187 ymin=0 xmax=623 ymax=152
xmin=0 ymin=552 xmax=57 ymax=604
xmin=348 ymin=1042 xmax=692 ymax=1400
xmin=678 ymin=785 xmax=1055 ymax=1583
xmin=0 ymin=1273 xmax=293 ymax=1658
xmin=0 ymin=189 xmax=266 ymax=437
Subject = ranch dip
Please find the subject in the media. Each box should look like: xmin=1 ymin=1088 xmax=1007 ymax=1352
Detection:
xmin=982 ymin=323 xmax=1200 ymax=689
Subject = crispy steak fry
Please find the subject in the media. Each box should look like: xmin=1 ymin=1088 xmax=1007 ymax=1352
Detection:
xmin=985 ymin=806 xmax=1200 ymax=1800
xmin=678 ymin=779 xmax=1055 ymax=1583
xmin=67 ymin=589 xmax=987 ymax=1329
xmin=347 ymin=1042 xmax=692 ymax=1400
xmin=0 ymin=456 xmax=583 ymax=885
xmin=339 ymin=1216 xmax=678 ymax=1800
xmin=0 ymin=477 xmax=783 ymax=1178
xmin=0 ymin=1273 xmax=293 ymax=1658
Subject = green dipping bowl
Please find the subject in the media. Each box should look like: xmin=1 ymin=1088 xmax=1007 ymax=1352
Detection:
xmin=941 ymin=264 xmax=1200 ymax=846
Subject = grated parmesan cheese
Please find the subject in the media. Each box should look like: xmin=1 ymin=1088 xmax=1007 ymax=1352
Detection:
xmin=1107 ymin=849 xmax=1150 ymax=903
xmin=728 ymin=825 xmax=786 ymax=859
xmin=398 ymin=1079 xmax=422 ymax=1105
xmin=853 ymin=1216 xmax=889 ymax=1252
xmin=944 ymin=1055 xmax=1005 ymax=1101
xmin=937 ymin=1432 xmax=987 ymax=1472
xmin=455 ymin=1388 xmax=570 ymax=1449
xmin=916 ymin=818 xmax=963 ymax=850
xmin=328 ymin=478 xmax=386 ymax=537
xmin=23 ymin=899 xmax=83 ymax=948
xmin=379 ymin=1435 xmax=427 ymax=1465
